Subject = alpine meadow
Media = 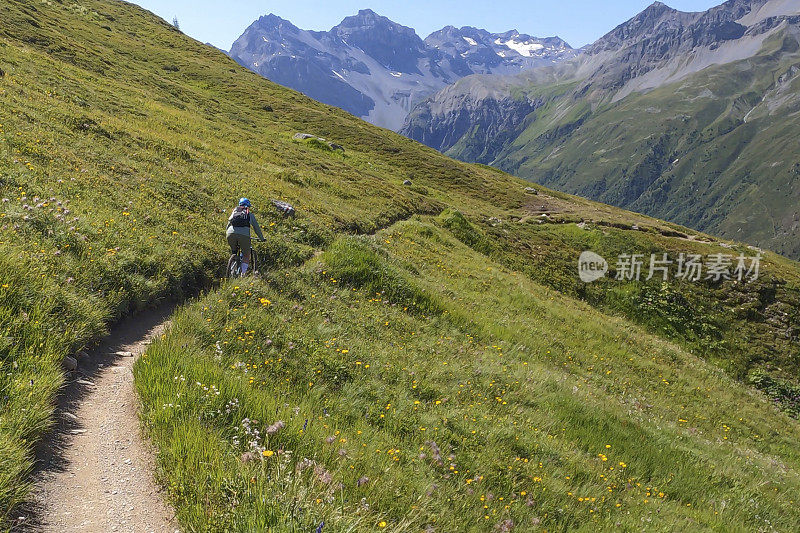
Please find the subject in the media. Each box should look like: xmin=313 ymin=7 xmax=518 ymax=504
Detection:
xmin=1 ymin=0 xmax=800 ymax=532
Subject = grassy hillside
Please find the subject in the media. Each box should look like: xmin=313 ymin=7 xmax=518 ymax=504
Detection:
xmin=139 ymin=223 xmax=800 ymax=532
xmin=1 ymin=0 xmax=800 ymax=530
xmin=0 ymin=0 xmax=509 ymax=517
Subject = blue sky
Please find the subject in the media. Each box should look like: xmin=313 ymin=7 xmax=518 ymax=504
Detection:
xmin=132 ymin=0 xmax=721 ymax=50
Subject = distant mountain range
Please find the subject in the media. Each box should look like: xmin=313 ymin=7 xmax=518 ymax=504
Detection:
xmin=229 ymin=10 xmax=575 ymax=129
xmin=401 ymin=0 xmax=800 ymax=258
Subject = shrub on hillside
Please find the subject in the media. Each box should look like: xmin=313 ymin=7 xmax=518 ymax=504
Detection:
xmin=322 ymin=236 xmax=441 ymax=314
xmin=437 ymin=208 xmax=495 ymax=256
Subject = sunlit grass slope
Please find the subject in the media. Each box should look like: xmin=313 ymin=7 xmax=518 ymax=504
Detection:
xmin=0 ymin=0 xmax=526 ymax=516
xmin=0 ymin=0 xmax=799 ymax=528
xmin=138 ymin=222 xmax=800 ymax=531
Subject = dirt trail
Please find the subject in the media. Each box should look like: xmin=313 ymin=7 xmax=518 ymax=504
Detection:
xmin=16 ymin=305 xmax=179 ymax=532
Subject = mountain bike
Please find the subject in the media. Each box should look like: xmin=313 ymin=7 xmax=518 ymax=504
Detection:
xmin=227 ymin=239 xmax=265 ymax=278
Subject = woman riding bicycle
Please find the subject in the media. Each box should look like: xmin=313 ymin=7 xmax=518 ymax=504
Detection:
xmin=226 ymin=198 xmax=265 ymax=275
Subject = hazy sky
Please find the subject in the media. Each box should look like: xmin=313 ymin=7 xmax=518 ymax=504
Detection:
xmin=131 ymin=0 xmax=722 ymax=50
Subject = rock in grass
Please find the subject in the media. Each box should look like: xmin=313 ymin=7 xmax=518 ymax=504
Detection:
xmin=240 ymin=451 xmax=260 ymax=464
xmin=403 ymin=180 xmax=413 ymax=186
xmin=524 ymin=187 xmax=538 ymax=194
xmin=63 ymin=356 xmax=78 ymax=371
xmin=328 ymin=142 xmax=344 ymax=152
xmin=266 ymin=420 xmax=285 ymax=435
xmin=271 ymin=199 xmax=296 ymax=218
xmin=293 ymin=133 xmax=318 ymax=141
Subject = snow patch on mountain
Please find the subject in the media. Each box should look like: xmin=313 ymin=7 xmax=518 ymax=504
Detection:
xmin=495 ymin=38 xmax=546 ymax=57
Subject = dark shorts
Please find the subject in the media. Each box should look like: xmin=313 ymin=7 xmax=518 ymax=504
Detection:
xmin=227 ymin=232 xmax=250 ymax=256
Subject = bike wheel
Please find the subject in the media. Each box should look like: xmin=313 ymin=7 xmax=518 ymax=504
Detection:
xmin=250 ymin=249 xmax=258 ymax=276
xmin=227 ymin=254 xmax=241 ymax=278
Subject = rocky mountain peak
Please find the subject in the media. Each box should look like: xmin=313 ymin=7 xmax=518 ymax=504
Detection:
xmin=647 ymin=1 xmax=671 ymax=11
xmin=253 ymin=13 xmax=298 ymax=32
xmin=425 ymin=25 xmax=574 ymax=61
xmin=587 ymin=2 xmax=693 ymax=54
xmin=331 ymin=10 xmax=426 ymax=73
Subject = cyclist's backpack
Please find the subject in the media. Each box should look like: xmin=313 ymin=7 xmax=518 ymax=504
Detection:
xmin=230 ymin=206 xmax=250 ymax=227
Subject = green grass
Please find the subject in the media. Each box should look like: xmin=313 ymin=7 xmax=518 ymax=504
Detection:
xmin=0 ymin=0 xmax=532 ymax=518
xmin=431 ymin=208 xmax=800 ymax=385
xmin=137 ymin=222 xmax=800 ymax=531
xmin=1 ymin=0 xmax=800 ymax=530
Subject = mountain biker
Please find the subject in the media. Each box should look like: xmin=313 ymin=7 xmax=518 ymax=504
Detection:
xmin=226 ymin=198 xmax=265 ymax=275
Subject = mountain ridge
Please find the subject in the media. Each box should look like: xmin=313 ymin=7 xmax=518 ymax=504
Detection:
xmin=229 ymin=10 xmax=575 ymax=129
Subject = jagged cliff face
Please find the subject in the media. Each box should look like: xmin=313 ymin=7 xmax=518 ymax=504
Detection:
xmin=229 ymin=10 xmax=575 ymax=130
xmin=400 ymin=72 xmax=565 ymax=165
xmin=575 ymin=0 xmax=788 ymax=96
xmin=400 ymin=0 xmax=800 ymax=258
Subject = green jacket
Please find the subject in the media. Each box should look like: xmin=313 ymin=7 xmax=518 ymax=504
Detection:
xmin=226 ymin=210 xmax=265 ymax=240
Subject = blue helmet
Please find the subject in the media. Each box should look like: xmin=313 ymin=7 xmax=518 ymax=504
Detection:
xmin=238 ymin=197 xmax=251 ymax=208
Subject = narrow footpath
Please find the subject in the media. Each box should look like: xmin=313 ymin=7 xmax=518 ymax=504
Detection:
xmin=16 ymin=305 xmax=178 ymax=533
